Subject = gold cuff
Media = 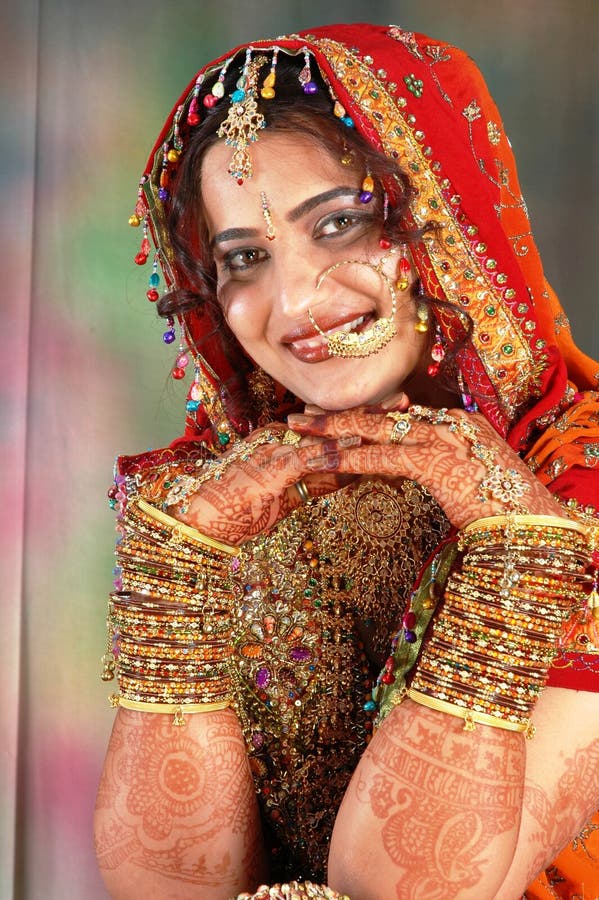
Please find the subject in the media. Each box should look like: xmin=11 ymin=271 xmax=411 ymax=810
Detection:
xmin=461 ymin=513 xmax=588 ymax=537
xmin=111 ymin=694 xmax=230 ymax=725
xmin=136 ymin=497 xmax=239 ymax=554
xmin=406 ymin=688 xmax=536 ymax=739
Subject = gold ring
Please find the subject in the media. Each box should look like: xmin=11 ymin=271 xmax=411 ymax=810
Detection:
xmin=386 ymin=411 xmax=412 ymax=444
xmin=282 ymin=429 xmax=302 ymax=447
xmin=295 ymin=479 xmax=310 ymax=503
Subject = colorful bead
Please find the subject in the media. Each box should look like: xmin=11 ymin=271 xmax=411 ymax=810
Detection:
xmin=359 ymin=174 xmax=374 ymax=204
xmin=187 ymin=97 xmax=201 ymax=125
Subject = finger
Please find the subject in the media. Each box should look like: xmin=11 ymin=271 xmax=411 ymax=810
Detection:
xmin=250 ymin=439 xmax=361 ymax=496
xmin=302 ymin=444 xmax=389 ymax=475
xmin=285 ymin=471 xmax=356 ymax=509
xmin=287 ymin=409 xmax=399 ymax=445
xmin=380 ymin=391 xmax=409 ymax=411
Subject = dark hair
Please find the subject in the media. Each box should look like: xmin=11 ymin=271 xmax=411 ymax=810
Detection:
xmin=157 ymin=51 xmax=471 ymax=417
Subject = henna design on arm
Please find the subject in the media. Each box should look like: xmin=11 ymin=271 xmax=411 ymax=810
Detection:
xmin=329 ymin=701 xmax=525 ymax=899
xmin=94 ymin=708 xmax=267 ymax=899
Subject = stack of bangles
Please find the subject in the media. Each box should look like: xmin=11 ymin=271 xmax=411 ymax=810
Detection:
xmin=101 ymin=496 xmax=239 ymax=725
xmin=406 ymin=514 xmax=593 ymax=738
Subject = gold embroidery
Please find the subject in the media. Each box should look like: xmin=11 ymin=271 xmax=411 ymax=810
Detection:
xmin=233 ymin=477 xmax=449 ymax=879
xmin=487 ymin=121 xmax=501 ymax=145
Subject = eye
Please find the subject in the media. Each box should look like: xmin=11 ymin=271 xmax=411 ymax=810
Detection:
xmin=222 ymin=247 xmax=269 ymax=273
xmin=315 ymin=209 xmax=374 ymax=238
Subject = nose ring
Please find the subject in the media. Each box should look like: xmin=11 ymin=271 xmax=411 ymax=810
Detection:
xmin=308 ymin=259 xmax=397 ymax=359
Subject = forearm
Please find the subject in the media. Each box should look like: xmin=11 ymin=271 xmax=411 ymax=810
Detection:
xmin=329 ymin=699 xmax=524 ymax=899
xmin=95 ymin=707 xmax=267 ymax=900
xmin=97 ymin=485 xmax=271 ymax=897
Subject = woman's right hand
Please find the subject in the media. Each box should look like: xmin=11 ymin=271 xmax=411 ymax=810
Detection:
xmin=173 ymin=425 xmax=357 ymax=547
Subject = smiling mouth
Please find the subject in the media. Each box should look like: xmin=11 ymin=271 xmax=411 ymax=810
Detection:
xmin=286 ymin=313 xmax=374 ymax=357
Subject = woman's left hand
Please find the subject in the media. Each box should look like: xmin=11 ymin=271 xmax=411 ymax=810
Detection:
xmin=287 ymin=403 xmax=563 ymax=529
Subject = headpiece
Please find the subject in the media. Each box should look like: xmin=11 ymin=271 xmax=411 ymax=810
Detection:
xmin=129 ymin=23 xmax=599 ymax=503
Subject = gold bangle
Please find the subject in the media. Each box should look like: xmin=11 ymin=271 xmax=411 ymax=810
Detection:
xmin=111 ymin=694 xmax=230 ymax=725
xmin=136 ymin=498 xmax=239 ymax=555
xmin=462 ymin=513 xmax=588 ymax=537
xmin=406 ymin=688 xmax=535 ymax=739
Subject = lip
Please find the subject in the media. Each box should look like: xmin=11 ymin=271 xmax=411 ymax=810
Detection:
xmin=284 ymin=311 xmax=375 ymax=363
xmin=282 ymin=310 xmax=373 ymax=344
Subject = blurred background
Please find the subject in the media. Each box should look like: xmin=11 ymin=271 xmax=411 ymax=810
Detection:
xmin=2 ymin=0 xmax=597 ymax=896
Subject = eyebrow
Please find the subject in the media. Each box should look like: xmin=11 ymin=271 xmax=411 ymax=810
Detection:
xmin=212 ymin=227 xmax=260 ymax=247
xmin=287 ymin=186 xmax=360 ymax=222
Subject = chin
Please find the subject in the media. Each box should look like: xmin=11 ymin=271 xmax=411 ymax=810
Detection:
xmin=300 ymin=382 xmax=396 ymax=412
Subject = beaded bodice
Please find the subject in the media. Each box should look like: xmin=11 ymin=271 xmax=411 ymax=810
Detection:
xmin=233 ymin=477 xmax=449 ymax=880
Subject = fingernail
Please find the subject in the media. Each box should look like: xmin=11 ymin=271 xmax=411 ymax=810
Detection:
xmin=287 ymin=414 xmax=312 ymax=426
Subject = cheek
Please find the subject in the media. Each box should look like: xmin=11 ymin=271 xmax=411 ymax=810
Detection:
xmin=221 ymin=289 xmax=268 ymax=347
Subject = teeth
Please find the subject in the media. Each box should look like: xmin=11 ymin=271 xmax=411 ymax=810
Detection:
xmin=325 ymin=315 xmax=365 ymax=336
xmin=292 ymin=315 xmax=367 ymax=350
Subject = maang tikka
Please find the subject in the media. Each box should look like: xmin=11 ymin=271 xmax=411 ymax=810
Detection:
xmin=309 ymin=258 xmax=398 ymax=358
xmin=217 ymin=49 xmax=268 ymax=183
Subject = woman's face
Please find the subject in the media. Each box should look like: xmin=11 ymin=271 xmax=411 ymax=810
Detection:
xmin=201 ymin=132 xmax=428 ymax=410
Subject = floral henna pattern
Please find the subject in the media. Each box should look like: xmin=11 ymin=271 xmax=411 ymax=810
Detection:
xmin=352 ymin=703 xmax=524 ymax=897
xmin=518 ymin=736 xmax=599 ymax=886
xmin=182 ymin=441 xmax=342 ymax=545
xmin=95 ymin=710 xmax=263 ymax=889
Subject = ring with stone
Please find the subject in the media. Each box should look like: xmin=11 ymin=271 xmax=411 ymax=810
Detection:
xmin=386 ymin=411 xmax=412 ymax=445
xmin=282 ymin=429 xmax=302 ymax=447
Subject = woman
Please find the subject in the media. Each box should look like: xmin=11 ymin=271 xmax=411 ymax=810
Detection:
xmin=95 ymin=23 xmax=599 ymax=900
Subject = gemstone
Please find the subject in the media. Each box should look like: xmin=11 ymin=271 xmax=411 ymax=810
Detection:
xmin=256 ymin=667 xmax=271 ymax=689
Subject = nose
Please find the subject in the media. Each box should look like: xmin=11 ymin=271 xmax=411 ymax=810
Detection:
xmin=270 ymin=241 xmax=322 ymax=322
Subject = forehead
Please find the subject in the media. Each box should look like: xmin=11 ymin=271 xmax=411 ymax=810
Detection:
xmin=200 ymin=131 xmax=351 ymax=220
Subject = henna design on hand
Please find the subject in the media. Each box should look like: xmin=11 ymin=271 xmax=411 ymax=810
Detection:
xmin=176 ymin=434 xmax=347 ymax=546
xmin=288 ymin=408 xmax=563 ymax=528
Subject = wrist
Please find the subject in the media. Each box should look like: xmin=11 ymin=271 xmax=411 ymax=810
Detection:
xmin=101 ymin=497 xmax=240 ymax=724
